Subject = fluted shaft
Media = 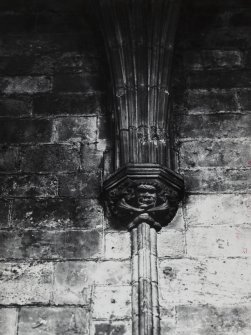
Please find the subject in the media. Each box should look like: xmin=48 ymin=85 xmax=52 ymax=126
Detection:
xmin=131 ymin=223 xmax=159 ymax=335
xmin=96 ymin=0 xmax=181 ymax=169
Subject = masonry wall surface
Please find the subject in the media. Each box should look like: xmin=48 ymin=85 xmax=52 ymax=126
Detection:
xmin=0 ymin=0 xmax=250 ymax=335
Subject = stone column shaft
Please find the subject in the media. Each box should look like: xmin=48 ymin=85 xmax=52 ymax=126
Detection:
xmin=131 ymin=223 xmax=159 ymax=335
xmin=94 ymin=1 xmax=184 ymax=334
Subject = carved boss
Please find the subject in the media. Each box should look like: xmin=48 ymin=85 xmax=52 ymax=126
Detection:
xmin=103 ymin=164 xmax=184 ymax=231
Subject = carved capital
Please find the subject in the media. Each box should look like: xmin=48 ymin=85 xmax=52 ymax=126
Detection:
xmin=103 ymin=164 xmax=184 ymax=231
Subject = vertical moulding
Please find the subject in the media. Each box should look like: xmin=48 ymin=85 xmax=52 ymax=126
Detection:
xmin=91 ymin=0 xmax=184 ymax=334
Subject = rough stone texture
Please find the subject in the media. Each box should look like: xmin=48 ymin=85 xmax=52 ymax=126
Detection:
xmin=11 ymin=198 xmax=104 ymax=229
xmin=184 ymin=194 xmax=251 ymax=227
xmin=180 ymin=139 xmax=251 ymax=168
xmin=158 ymin=230 xmax=185 ymax=258
xmin=104 ymin=232 xmax=130 ymax=260
xmin=91 ymin=320 xmax=132 ymax=335
xmin=177 ymin=114 xmax=251 ymax=139
xmin=0 ymin=174 xmax=58 ymax=197
xmin=162 ymin=1 xmax=251 ymax=333
xmin=159 ymin=258 xmax=251 ymax=306
xmin=0 ymin=308 xmax=18 ymax=335
xmin=54 ymin=261 xmax=131 ymax=305
xmin=0 ymin=200 xmax=9 ymax=228
xmin=33 ymin=93 xmax=102 ymax=116
xmin=175 ymin=304 xmax=251 ymax=335
xmin=19 ymin=144 xmax=81 ymax=173
xmin=0 ymin=262 xmax=53 ymax=304
xmin=18 ymin=307 xmax=89 ymax=335
xmin=0 ymin=76 xmax=52 ymax=94
xmin=0 ymin=0 xmax=250 ymax=334
xmin=52 ymin=116 xmax=98 ymax=143
xmin=0 ymin=229 xmax=102 ymax=259
xmin=0 ymin=119 xmax=52 ymax=144
xmin=186 ymin=226 xmax=251 ymax=257
xmin=58 ymin=172 xmax=100 ymax=198
xmin=92 ymin=285 xmax=131 ymax=319
xmin=183 ymin=168 xmax=251 ymax=193
xmin=0 ymin=96 xmax=32 ymax=117
xmin=176 ymin=88 xmax=238 ymax=114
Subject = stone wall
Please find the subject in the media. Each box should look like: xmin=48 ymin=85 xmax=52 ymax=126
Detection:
xmin=159 ymin=0 xmax=251 ymax=333
xmin=0 ymin=0 xmax=131 ymax=334
xmin=0 ymin=0 xmax=250 ymax=334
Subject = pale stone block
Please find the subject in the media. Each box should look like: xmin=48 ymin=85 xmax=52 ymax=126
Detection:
xmin=92 ymin=285 xmax=131 ymax=319
xmin=0 ymin=308 xmax=18 ymax=335
xmin=158 ymin=230 xmax=185 ymax=258
xmin=105 ymin=232 xmax=130 ymax=259
xmin=0 ymin=262 xmax=53 ymax=304
xmin=186 ymin=226 xmax=251 ymax=257
xmin=159 ymin=258 xmax=251 ymax=306
xmin=54 ymin=260 xmax=131 ymax=305
xmin=184 ymin=194 xmax=251 ymax=227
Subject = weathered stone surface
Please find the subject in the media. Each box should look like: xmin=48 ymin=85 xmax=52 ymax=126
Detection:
xmin=182 ymin=28 xmax=251 ymax=50
xmin=184 ymin=194 xmax=251 ymax=227
xmin=186 ymin=226 xmax=251 ymax=257
xmin=159 ymin=307 xmax=176 ymax=335
xmin=52 ymin=116 xmax=97 ymax=143
xmin=0 ymin=308 xmax=18 ymax=335
xmin=183 ymin=168 xmax=251 ymax=193
xmin=0 ymin=55 xmax=54 ymax=76
xmin=0 ymin=33 xmax=97 ymax=57
xmin=0 ymin=230 xmax=102 ymax=259
xmin=104 ymin=232 xmax=130 ymax=260
xmin=188 ymin=69 xmax=251 ymax=89
xmin=0 ymin=200 xmax=9 ymax=228
xmin=0 ymin=262 xmax=53 ymax=304
xmin=0 ymin=2 xmax=250 ymax=335
xmin=181 ymin=89 xmax=238 ymax=114
xmin=58 ymin=172 xmax=100 ymax=198
xmin=92 ymin=286 xmax=131 ymax=319
xmin=158 ymin=230 xmax=185 ymax=258
xmin=237 ymin=88 xmax=251 ymax=111
xmin=175 ymin=304 xmax=251 ymax=335
xmin=18 ymin=307 xmax=89 ymax=335
xmin=91 ymin=320 xmax=132 ymax=335
xmin=159 ymin=258 xmax=251 ymax=306
xmin=54 ymin=260 xmax=130 ymax=304
xmin=11 ymin=198 xmax=104 ymax=229
xmin=34 ymin=93 xmax=102 ymax=116
xmin=63 ymin=230 xmax=102 ymax=259
xmin=0 ymin=76 xmax=51 ymax=94
xmin=0 ymin=174 xmax=58 ymax=197
xmin=180 ymin=139 xmax=251 ymax=168
xmin=53 ymin=73 xmax=101 ymax=93
xmin=0 ymin=146 xmax=20 ymax=172
xmin=178 ymin=114 xmax=251 ymax=139
xmin=162 ymin=207 xmax=185 ymax=231
xmin=20 ymin=144 xmax=81 ymax=172
xmin=0 ymin=119 xmax=52 ymax=144
xmin=0 ymin=96 xmax=32 ymax=117
xmin=80 ymin=144 xmax=103 ymax=172
xmin=184 ymin=50 xmax=243 ymax=71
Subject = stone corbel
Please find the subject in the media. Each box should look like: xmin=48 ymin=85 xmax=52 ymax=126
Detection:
xmin=93 ymin=1 xmax=184 ymax=334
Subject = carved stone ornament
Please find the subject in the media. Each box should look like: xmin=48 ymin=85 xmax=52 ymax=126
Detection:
xmin=103 ymin=163 xmax=184 ymax=231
